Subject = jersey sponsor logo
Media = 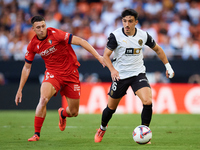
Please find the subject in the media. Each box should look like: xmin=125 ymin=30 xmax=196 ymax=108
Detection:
xmin=125 ymin=48 xmax=142 ymax=55
xmin=138 ymin=39 xmax=143 ymax=46
xmin=125 ymin=48 xmax=134 ymax=54
xmin=39 ymin=46 xmax=57 ymax=56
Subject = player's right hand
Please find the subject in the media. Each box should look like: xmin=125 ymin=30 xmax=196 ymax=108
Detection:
xmin=15 ymin=90 xmax=22 ymax=106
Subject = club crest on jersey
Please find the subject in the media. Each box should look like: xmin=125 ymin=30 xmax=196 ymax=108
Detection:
xmin=138 ymin=39 xmax=143 ymax=46
xmin=48 ymin=39 xmax=52 ymax=44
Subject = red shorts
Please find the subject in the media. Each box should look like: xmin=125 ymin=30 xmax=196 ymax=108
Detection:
xmin=42 ymin=69 xmax=81 ymax=99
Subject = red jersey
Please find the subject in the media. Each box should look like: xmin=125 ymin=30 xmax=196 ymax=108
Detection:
xmin=25 ymin=27 xmax=80 ymax=76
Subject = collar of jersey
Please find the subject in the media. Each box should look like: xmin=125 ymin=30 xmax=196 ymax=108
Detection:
xmin=122 ymin=27 xmax=137 ymax=37
xmin=37 ymin=30 xmax=48 ymax=41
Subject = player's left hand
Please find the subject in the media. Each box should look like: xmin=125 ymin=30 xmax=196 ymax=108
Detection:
xmin=166 ymin=70 xmax=174 ymax=78
xmin=165 ymin=63 xmax=174 ymax=78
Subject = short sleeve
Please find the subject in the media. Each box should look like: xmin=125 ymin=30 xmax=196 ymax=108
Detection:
xmin=145 ymin=32 xmax=156 ymax=48
xmin=106 ymin=33 xmax=118 ymax=51
xmin=63 ymin=32 xmax=73 ymax=44
xmin=25 ymin=43 xmax=36 ymax=63
xmin=51 ymin=28 xmax=73 ymax=44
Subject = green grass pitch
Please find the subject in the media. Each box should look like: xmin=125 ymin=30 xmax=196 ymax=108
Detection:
xmin=0 ymin=110 xmax=200 ymax=150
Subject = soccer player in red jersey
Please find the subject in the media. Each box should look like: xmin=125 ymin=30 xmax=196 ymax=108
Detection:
xmin=15 ymin=15 xmax=105 ymax=141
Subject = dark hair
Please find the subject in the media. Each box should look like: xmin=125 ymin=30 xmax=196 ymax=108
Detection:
xmin=121 ymin=9 xmax=138 ymax=20
xmin=31 ymin=15 xmax=45 ymax=25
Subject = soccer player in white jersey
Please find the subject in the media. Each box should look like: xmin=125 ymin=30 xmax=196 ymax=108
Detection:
xmin=94 ymin=9 xmax=174 ymax=143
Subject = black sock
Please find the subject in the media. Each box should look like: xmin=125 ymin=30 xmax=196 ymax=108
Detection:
xmin=141 ymin=104 xmax=152 ymax=127
xmin=35 ymin=132 xmax=40 ymax=137
xmin=101 ymin=106 xmax=116 ymax=127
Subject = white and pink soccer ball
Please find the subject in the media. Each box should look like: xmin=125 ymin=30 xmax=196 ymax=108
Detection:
xmin=132 ymin=125 xmax=152 ymax=144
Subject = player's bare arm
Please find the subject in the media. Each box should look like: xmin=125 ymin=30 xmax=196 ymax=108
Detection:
xmin=152 ymin=44 xmax=168 ymax=64
xmin=103 ymin=48 xmax=120 ymax=81
xmin=15 ymin=62 xmax=32 ymax=106
xmin=152 ymin=44 xmax=175 ymax=78
xmin=71 ymin=36 xmax=105 ymax=67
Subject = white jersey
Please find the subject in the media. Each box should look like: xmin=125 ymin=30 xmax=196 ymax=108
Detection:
xmin=107 ymin=27 xmax=156 ymax=79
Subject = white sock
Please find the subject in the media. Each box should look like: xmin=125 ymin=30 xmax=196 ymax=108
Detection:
xmin=100 ymin=125 xmax=107 ymax=131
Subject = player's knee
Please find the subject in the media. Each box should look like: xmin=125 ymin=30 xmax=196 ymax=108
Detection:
xmin=73 ymin=113 xmax=78 ymax=117
xmin=70 ymin=109 xmax=79 ymax=117
xmin=39 ymin=96 xmax=49 ymax=107
xmin=142 ymin=99 xmax=152 ymax=105
xmin=71 ymin=112 xmax=78 ymax=117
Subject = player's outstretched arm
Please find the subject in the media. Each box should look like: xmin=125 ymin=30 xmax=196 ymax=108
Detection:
xmin=71 ymin=36 xmax=105 ymax=67
xmin=152 ymin=44 xmax=175 ymax=79
xmin=15 ymin=62 xmax=32 ymax=106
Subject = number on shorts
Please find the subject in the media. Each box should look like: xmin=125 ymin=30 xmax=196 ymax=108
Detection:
xmin=112 ymin=82 xmax=117 ymax=91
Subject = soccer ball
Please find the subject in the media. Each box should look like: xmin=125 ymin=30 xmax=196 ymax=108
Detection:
xmin=132 ymin=125 xmax=152 ymax=144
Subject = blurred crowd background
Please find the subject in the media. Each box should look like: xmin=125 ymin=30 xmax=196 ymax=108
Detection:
xmin=0 ymin=0 xmax=200 ymax=62
xmin=0 ymin=0 xmax=200 ymax=85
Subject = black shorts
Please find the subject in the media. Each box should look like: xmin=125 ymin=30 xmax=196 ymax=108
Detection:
xmin=108 ymin=73 xmax=151 ymax=99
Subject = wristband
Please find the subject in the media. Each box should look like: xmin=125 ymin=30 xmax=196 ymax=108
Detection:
xmin=165 ymin=63 xmax=172 ymax=71
xmin=165 ymin=63 xmax=174 ymax=78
